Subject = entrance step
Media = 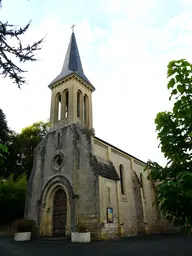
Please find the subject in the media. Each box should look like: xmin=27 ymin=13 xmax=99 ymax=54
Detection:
xmin=40 ymin=236 xmax=70 ymax=241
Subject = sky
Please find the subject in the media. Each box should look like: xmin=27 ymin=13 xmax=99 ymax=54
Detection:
xmin=1 ymin=0 xmax=192 ymax=166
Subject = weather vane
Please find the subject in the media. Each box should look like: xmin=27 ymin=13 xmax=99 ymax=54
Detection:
xmin=71 ymin=24 xmax=76 ymax=32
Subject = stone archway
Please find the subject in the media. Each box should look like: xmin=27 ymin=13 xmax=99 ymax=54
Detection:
xmin=39 ymin=175 xmax=76 ymax=237
xmin=53 ymin=189 xmax=67 ymax=237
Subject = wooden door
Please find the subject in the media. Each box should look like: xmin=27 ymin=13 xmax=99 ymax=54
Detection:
xmin=53 ymin=189 xmax=67 ymax=237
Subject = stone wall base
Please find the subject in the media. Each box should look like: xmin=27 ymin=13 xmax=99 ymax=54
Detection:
xmin=38 ymin=217 xmax=181 ymax=240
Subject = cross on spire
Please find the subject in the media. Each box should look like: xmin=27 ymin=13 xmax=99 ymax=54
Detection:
xmin=71 ymin=24 xmax=76 ymax=33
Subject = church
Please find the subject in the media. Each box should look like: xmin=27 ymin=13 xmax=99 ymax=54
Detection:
xmin=25 ymin=30 xmax=172 ymax=239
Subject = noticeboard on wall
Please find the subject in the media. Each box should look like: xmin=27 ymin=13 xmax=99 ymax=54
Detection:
xmin=107 ymin=207 xmax=113 ymax=223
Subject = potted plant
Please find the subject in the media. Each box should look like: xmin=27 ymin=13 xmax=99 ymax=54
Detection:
xmin=13 ymin=219 xmax=36 ymax=242
xmin=71 ymin=224 xmax=91 ymax=243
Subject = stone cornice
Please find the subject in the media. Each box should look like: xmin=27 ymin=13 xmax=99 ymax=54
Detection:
xmin=49 ymin=73 xmax=95 ymax=92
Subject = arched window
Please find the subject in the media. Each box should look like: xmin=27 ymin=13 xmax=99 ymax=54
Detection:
xmin=83 ymin=94 xmax=89 ymax=125
xmin=77 ymin=90 xmax=82 ymax=119
xmin=55 ymin=93 xmax=61 ymax=121
xmin=64 ymin=90 xmax=69 ymax=118
xmin=140 ymin=173 xmax=145 ymax=199
xmin=119 ymin=164 xmax=125 ymax=195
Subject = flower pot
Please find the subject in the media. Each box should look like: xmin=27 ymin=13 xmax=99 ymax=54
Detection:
xmin=71 ymin=232 xmax=91 ymax=243
xmin=14 ymin=232 xmax=31 ymax=242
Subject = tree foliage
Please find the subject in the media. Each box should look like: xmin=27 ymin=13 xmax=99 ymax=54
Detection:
xmin=0 ymin=108 xmax=9 ymax=144
xmin=0 ymin=113 xmax=49 ymax=225
xmin=146 ymin=59 xmax=192 ymax=230
xmin=0 ymin=120 xmax=49 ymax=180
xmin=0 ymin=0 xmax=43 ymax=87
xmin=0 ymin=111 xmax=49 ymax=180
xmin=0 ymin=109 xmax=9 ymax=168
xmin=0 ymin=143 xmax=8 ymax=166
xmin=0 ymin=174 xmax=27 ymax=225
xmin=15 ymin=121 xmax=49 ymax=179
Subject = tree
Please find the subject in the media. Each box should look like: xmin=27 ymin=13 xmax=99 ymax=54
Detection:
xmin=0 ymin=143 xmax=8 ymax=166
xmin=146 ymin=59 xmax=192 ymax=231
xmin=12 ymin=121 xmax=49 ymax=179
xmin=0 ymin=109 xmax=9 ymax=173
xmin=0 ymin=0 xmax=43 ymax=87
xmin=0 ymin=120 xmax=49 ymax=180
xmin=0 ymin=108 xmax=9 ymax=144
xmin=1 ymin=130 xmax=21 ymax=179
xmin=0 ymin=174 xmax=27 ymax=225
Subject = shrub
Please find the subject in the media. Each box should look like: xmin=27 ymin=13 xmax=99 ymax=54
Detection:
xmin=0 ymin=174 xmax=27 ymax=225
xmin=13 ymin=219 xmax=36 ymax=233
xmin=78 ymin=224 xmax=87 ymax=233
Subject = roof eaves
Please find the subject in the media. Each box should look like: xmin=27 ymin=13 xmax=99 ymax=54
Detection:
xmin=48 ymin=72 xmax=95 ymax=91
xmin=94 ymin=136 xmax=146 ymax=166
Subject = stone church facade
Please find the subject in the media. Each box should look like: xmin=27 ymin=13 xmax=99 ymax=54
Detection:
xmin=25 ymin=31 xmax=172 ymax=239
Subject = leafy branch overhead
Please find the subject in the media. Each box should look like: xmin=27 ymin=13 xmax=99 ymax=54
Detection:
xmin=0 ymin=0 xmax=43 ymax=87
xmin=146 ymin=59 xmax=192 ymax=231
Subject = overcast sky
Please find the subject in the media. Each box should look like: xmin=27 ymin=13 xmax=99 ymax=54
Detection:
xmin=1 ymin=0 xmax=192 ymax=166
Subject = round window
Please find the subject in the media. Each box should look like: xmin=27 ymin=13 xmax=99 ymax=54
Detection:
xmin=52 ymin=153 xmax=64 ymax=171
xmin=54 ymin=154 xmax=63 ymax=168
xmin=56 ymin=155 xmax=62 ymax=166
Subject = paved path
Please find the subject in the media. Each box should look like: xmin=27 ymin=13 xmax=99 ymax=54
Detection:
xmin=0 ymin=234 xmax=192 ymax=256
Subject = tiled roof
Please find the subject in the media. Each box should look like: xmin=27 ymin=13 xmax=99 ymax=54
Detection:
xmin=49 ymin=32 xmax=92 ymax=87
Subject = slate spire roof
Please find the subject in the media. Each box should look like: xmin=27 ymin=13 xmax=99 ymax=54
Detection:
xmin=49 ymin=32 xmax=92 ymax=87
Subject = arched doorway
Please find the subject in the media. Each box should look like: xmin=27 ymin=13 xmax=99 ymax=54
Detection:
xmin=53 ymin=189 xmax=67 ymax=237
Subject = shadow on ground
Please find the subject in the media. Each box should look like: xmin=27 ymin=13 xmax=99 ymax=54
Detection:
xmin=0 ymin=233 xmax=192 ymax=256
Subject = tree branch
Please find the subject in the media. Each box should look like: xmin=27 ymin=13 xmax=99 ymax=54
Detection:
xmin=0 ymin=20 xmax=44 ymax=87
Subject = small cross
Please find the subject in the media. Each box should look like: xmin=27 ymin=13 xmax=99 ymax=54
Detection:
xmin=71 ymin=24 xmax=76 ymax=32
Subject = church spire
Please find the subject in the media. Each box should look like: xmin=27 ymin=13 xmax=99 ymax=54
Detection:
xmin=49 ymin=29 xmax=95 ymax=129
xmin=49 ymin=31 xmax=92 ymax=87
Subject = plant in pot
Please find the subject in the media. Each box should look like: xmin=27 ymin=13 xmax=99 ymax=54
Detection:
xmin=71 ymin=224 xmax=91 ymax=243
xmin=13 ymin=219 xmax=36 ymax=242
xmin=78 ymin=225 xmax=87 ymax=233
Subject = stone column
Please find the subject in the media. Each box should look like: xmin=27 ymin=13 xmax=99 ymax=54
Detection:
xmin=49 ymin=92 xmax=55 ymax=125
xmin=116 ymin=178 xmax=123 ymax=237
xmin=140 ymin=187 xmax=148 ymax=234
xmin=54 ymin=94 xmax=59 ymax=123
xmin=107 ymin=146 xmax=111 ymax=161
xmin=98 ymin=176 xmax=106 ymax=239
xmin=72 ymin=83 xmax=77 ymax=123
xmin=80 ymin=91 xmax=83 ymax=121
xmin=88 ymin=94 xmax=93 ymax=129
xmin=67 ymin=81 xmax=74 ymax=122
xmin=61 ymin=90 xmax=65 ymax=120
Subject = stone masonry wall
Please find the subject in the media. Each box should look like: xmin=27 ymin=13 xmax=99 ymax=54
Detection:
xmin=25 ymin=136 xmax=47 ymax=224
xmin=75 ymin=123 xmax=99 ymax=238
xmin=98 ymin=178 xmax=119 ymax=239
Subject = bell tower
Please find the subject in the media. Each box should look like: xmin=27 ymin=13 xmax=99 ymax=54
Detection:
xmin=49 ymin=30 xmax=95 ymax=129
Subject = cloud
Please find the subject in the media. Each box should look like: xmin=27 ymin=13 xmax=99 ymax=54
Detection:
xmin=181 ymin=0 xmax=192 ymax=7
xmin=102 ymin=0 xmax=154 ymax=20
